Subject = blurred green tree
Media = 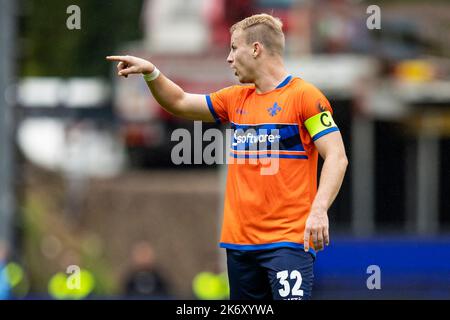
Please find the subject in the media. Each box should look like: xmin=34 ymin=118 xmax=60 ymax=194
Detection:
xmin=20 ymin=0 xmax=144 ymax=77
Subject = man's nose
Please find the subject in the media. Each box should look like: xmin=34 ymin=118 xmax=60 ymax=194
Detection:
xmin=227 ymin=53 xmax=233 ymax=64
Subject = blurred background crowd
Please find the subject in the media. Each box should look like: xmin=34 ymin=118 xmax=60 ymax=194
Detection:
xmin=0 ymin=0 xmax=449 ymax=299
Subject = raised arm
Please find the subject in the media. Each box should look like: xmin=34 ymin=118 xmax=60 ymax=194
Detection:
xmin=106 ymin=55 xmax=215 ymax=122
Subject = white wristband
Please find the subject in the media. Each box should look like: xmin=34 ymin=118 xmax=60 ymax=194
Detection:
xmin=143 ymin=67 xmax=160 ymax=82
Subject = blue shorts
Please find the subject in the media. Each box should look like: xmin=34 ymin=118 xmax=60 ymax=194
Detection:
xmin=226 ymin=247 xmax=315 ymax=300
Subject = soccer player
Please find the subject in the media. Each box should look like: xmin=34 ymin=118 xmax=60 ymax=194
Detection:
xmin=107 ymin=13 xmax=348 ymax=300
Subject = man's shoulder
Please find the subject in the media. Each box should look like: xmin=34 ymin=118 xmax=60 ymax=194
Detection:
xmin=289 ymin=77 xmax=319 ymax=94
xmin=221 ymin=84 xmax=255 ymax=93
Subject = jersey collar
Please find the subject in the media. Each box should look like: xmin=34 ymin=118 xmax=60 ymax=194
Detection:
xmin=275 ymin=75 xmax=293 ymax=89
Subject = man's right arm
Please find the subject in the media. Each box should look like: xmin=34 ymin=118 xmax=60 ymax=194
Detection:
xmin=106 ymin=55 xmax=216 ymax=122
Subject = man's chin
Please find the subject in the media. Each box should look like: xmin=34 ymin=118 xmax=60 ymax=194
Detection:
xmin=236 ymin=75 xmax=251 ymax=84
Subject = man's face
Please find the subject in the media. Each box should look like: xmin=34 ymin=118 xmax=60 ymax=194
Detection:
xmin=227 ymin=30 xmax=256 ymax=84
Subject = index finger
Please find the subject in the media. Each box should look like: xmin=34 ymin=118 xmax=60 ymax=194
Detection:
xmin=106 ymin=55 xmax=130 ymax=62
xmin=304 ymin=229 xmax=310 ymax=252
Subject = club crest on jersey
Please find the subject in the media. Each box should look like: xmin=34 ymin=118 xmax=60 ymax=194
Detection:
xmin=267 ymin=102 xmax=282 ymax=117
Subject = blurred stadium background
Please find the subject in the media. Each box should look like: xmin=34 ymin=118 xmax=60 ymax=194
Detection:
xmin=0 ymin=0 xmax=449 ymax=299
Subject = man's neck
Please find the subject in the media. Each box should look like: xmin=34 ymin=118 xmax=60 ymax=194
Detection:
xmin=253 ymin=61 xmax=289 ymax=94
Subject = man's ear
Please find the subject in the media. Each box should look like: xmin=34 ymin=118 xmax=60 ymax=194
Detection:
xmin=252 ymin=42 xmax=262 ymax=58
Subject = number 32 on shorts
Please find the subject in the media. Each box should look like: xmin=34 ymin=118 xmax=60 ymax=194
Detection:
xmin=276 ymin=270 xmax=303 ymax=298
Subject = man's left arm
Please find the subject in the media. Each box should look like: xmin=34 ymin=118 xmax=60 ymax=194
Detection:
xmin=303 ymin=131 xmax=348 ymax=252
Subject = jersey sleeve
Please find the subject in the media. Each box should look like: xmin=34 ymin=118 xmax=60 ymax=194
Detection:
xmin=205 ymin=86 xmax=238 ymax=124
xmin=300 ymin=83 xmax=339 ymax=142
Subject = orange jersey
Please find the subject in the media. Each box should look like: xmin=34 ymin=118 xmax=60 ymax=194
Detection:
xmin=206 ymin=76 xmax=339 ymax=256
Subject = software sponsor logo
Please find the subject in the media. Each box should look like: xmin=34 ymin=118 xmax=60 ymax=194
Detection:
xmin=232 ymin=130 xmax=281 ymax=146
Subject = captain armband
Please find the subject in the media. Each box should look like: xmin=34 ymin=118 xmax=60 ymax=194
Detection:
xmin=304 ymin=111 xmax=339 ymax=141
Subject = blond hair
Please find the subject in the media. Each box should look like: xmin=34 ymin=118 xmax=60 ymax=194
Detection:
xmin=230 ymin=13 xmax=285 ymax=56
